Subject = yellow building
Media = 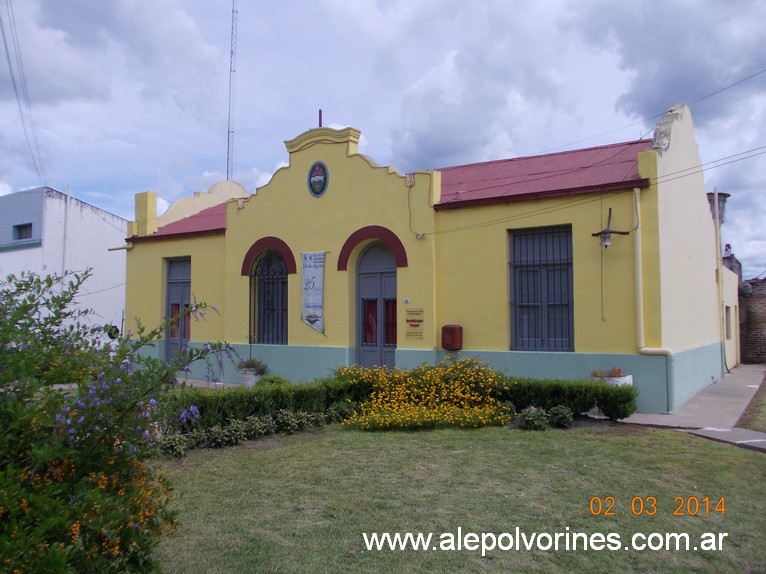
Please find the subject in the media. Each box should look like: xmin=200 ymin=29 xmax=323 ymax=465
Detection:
xmin=125 ymin=105 xmax=739 ymax=413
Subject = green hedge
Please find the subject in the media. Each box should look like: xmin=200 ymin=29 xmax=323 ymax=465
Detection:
xmin=162 ymin=378 xmax=346 ymax=431
xmin=490 ymin=377 xmax=638 ymax=421
xmin=162 ymin=369 xmax=638 ymax=435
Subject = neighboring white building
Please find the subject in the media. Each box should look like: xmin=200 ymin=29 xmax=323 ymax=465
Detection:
xmin=0 ymin=187 xmax=128 ymax=331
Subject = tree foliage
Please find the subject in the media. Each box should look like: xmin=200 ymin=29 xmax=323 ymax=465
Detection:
xmin=0 ymin=271 xmax=228 ymax=573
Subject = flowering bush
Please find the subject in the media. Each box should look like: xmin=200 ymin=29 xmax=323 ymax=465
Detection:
xmin=340 ymin=357 xmax=513 ymax=431
xmin=0 ymin=271 xmax=231 ymax=572
xmin=590 ymin=367 xmax=624 ymax=378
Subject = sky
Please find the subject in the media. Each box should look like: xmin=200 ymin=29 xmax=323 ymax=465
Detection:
xmin=1 ymin=0 xmax=765 ymax=277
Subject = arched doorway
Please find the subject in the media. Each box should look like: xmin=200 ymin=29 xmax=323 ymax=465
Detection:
xmin=357 ymin=242 xmax=397 ymax=368
xmin=250 ymin=250 xmax=288 ymax=345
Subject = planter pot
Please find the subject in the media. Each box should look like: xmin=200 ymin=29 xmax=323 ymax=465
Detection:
xmin=240 ymin=371 xmax=262 ymax=387
xmin=603 ymin=375 xmax=633 ymax=387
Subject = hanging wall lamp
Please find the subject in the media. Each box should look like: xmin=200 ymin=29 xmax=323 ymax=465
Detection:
xmin=592 ymin=208 xmax=630 ymax=248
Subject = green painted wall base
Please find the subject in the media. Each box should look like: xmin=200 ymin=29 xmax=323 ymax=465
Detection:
xmin=146 ymin=341 xmax=354 ymax=384
xmin=144 ymin=340 xmax=724 ymax=414
xmin=398 ymin=343 xmax=724 ymax=414
xmin=228 ymin=344 xmax=352 ymax=383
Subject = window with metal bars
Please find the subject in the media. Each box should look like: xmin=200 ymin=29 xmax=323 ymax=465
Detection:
xmin=250 ymin=250 xmax=288 ymax=344
xmin=509 ymin=225 xmax=574 ymax=351
xmin=13 ymin=223 xmax=32 ymax=240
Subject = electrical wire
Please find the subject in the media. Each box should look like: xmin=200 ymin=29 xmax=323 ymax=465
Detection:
xmin=0 ymin=0 xmax=46 ymax=185
xmin=653 ymin=147 xmax=766 ymax=186
xmin=425 ymin=140 xmax=763 ymax=237
xmin=76 ymin=282 xmax=126 ymax=297
xmin=538 ymin=67 xmax=766 ymax=154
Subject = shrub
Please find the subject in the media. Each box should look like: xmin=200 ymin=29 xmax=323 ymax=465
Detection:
xmin=0 ymin=271 xmax=233 ymax=572
xmin=596 ymin=384 xmax=639 ymax=421
xmin=206 ymin=419 xmax=247 ymax=448
xmin=244 ymin=414 xmax=278 ymax=439
xmin=260 ymin=374 xmax=291 ymax=385
xmin=326 ymin=401 xmax=358 ymax=422
xmin=516 ymin=406 xmax=549 ymax=431
xmin=491 ymin=378 xmax=603 ymax=414
xmin=158 ymin=431 xmax=189 ymax=458
xmin=548 ymin=404 xmax=574 ymax=428
xmin=238 ymin=358 xmax=268 ymax=375
xmin=341 ymin=357 xmax=513 ymax=431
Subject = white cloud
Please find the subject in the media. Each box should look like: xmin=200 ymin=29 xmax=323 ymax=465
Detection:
xmin=0 ymin=0 xmax=763 ymax=275
xmin=156 ymin=197 xmax=170 ymax=217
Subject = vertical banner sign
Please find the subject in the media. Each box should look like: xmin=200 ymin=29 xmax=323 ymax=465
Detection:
xmin=302 ymin=252 xmax=326 ymax=333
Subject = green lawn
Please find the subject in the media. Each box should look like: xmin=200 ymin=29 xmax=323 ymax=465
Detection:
xmin=738 ymin=372 xmax=766 ymax=432
xmin=157 ymin=420 xmax=766 ymax=573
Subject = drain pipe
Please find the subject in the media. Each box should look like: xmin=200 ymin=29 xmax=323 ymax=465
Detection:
xmin=632 ymin=187 xmax=675 ymax=411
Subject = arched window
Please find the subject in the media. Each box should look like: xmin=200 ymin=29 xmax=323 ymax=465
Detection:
xmin=250 ymin=250 xmax=288 ymax=344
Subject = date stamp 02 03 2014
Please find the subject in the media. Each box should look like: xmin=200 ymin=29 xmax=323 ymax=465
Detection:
xmin=589 ymin=496 xmax=727 ymax=517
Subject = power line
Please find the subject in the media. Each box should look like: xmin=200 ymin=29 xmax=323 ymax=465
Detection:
xmin=429 ymin=144 xmax=765 ymax=236
xmin=687 ymin=68 xmax=766 ymax=107
xmin=538 ymin=67 xmax=766 ymax=155
xmin=77 ymin=282 xmax=126 ymax=297
xmin=0 ymin=0 xmax=46 ymax=185
xmin=653 ymin=147 xmax=766 ymax=186
xmin=435 ymin=141 xmax=765 ymax=204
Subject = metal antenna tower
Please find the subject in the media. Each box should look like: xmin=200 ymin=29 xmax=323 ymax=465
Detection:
xmin=226 ymin=0 xmax=238 ymax=180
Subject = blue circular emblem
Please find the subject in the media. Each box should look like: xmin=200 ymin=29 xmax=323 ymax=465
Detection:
xmin=308 ymin=161 xmax=328 ymax=197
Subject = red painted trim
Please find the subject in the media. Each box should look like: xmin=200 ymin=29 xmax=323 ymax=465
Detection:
xmin=337 ymin=225 xmax=408 ymax=270
xmin=129 ymin=229 xmax=225 ymax=243
xmin=240 ymin=236 xmax=297 ymax=275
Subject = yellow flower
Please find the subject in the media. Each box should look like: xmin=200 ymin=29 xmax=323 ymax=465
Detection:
xmin=70 ymin=521 xmax=81 ymax=543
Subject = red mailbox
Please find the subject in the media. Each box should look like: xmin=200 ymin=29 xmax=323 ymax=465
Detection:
xmin=441 ymin=324 xmax=463 ymax=351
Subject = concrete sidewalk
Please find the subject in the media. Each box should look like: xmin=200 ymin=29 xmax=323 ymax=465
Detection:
xmin=624 ymin=363 xmax=766 ymax=453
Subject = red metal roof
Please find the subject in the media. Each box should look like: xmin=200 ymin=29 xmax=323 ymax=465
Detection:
xmin=131 ymin=202 xmax=228 ymax=242
xmin=436 ymin=139 xmax=653 ymax=210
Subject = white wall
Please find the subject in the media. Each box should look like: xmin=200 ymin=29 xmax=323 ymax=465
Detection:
xmin=653 ymin=106 xmax=721 ymax=351
xmin=0 ymin=188 xmax=128 ymax=331
xmin=42 ymin=190 xmax=128 ymax=328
